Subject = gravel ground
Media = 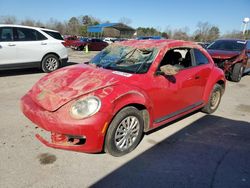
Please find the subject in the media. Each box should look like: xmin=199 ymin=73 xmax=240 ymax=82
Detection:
xmin=0 ymin=49 xmax=250 ymax=188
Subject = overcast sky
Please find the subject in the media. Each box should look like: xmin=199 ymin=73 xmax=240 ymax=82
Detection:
xmin=0 ymin=0 xmax=249 ymax=34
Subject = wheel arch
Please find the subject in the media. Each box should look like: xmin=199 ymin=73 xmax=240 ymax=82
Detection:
xmin=108 ymin=91 xmax=152 ymax=133
xmin=41 ymin=52 xmax=61 ymax=65
xmin=203 ymin=68 xmax=226 ymax=103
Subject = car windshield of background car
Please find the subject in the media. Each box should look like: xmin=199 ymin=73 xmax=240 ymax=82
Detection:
xmin=207 ymin=40 xmax=246 ymax=51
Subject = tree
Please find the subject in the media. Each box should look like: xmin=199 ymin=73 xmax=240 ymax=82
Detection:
xmin=81 ymin=15 xmax=100 ymax=26
xmin=136 ymin=27 xmax=161 ymax=36
xmin=68 ymin=17 xmax=80 ymax=35
xmin=119 ymin=17 xmax=132 ymax=25
xmin=193 ymin=22 xmax=220 ymax=42
xmin=21 ymin=19 xmax=36 ymax=26
xmin=207 ymin=26 xmax=220 ymax=41
xmin=172 ymin=29 xmax=190 ymax=40
xmin=222 ymin=30 xmax=244 ymax=39
xmin=0 ymin=16 xmax=17 ymax=24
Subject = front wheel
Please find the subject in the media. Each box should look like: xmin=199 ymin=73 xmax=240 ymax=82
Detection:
xmin=105 ymin=107 xmax=144 ymax=157
xmin=41 ymin=54 xmax=60 ymax=73
xmin=230 ymin=63 xmax=244 ymax=82
xmin=202 ymin=84 xmax=222 ymax=114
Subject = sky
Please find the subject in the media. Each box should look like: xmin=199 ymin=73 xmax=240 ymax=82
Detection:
xmin=0 ymin=0 xmax=249 ymax=34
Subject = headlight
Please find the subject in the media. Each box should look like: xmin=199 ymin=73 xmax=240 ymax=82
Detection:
xmin=70 ymin=96 xmax=101 ymax=119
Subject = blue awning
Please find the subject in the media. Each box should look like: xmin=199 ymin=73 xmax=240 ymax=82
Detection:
xmin=87 ymin=23 xmax=135 ymax=33
xmin=87 ymin=23 xmax=118 ymax=33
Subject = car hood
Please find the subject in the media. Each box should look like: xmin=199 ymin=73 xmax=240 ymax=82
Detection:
xmin=30 ymin=64 xmax=122 ymax=111
xmin=207 ymin=49 xmax=240 ymax=59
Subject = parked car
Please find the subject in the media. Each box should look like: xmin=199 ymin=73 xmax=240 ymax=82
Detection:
xmin=103 ymin=37 xmax=116 ymax=44
xmin=63 ymin=35 xmax=78 ymax=47
xmin=137 ymin=36 xmax=165 ymax=40
xmin=0 ymin=24 xmax=68 ymax=72
xmin=246 ymin=40 xmax=250 ymax=74
xmin=197 ymin=42 xmax=210 ymax=48
xmin=71 ymin=38 xmax=108 ymax=51
xmin=207 ymin=39 xmax=250 ymax=82
xmin=21 ymin=40 xmax=225 ymax=156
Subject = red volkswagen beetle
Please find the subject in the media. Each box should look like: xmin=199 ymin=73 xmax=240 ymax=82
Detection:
xmin=21 ymin=40 xmax=226 ymax=156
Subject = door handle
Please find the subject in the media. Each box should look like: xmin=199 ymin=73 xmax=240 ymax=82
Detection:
xmin=8 ymin=43 xmax=16 ymax=46
xmin=41 ymin=42 xmax=47 ymax=45
xmin=195 ymin=75 xmax=200 ymax=79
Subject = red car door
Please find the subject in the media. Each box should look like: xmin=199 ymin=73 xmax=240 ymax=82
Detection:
xmin=149 ymin=48 xmax=212 ymax=125
xmin=88 ymin=39 xmax=107 ymax=51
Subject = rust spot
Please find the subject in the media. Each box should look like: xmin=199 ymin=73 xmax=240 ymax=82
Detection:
xmin=37 ymin=153 xmax=57 ymax=165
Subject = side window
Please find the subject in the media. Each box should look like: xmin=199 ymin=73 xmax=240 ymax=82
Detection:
xmin=159 ymin=48 xmax=194 ymax=70
xmin=36 ymin=31 xmax=47 ymax=40
xmin=16 ymin=28 xmax=37 ymax=41
xmin=246 ymin=41 xmax=250 ymax=50
xmin=0 ymin=27 xmax=13 ymax=42
xmin=193 ymin=49 xmax=209 ymax=65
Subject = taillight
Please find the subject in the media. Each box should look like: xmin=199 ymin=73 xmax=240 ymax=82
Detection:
xmin=61 ymin=41 xmax=67 ymax=47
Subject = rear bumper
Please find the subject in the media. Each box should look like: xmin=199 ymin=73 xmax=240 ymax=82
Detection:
xmin=20 ymin=93 xmax=111 ymax=153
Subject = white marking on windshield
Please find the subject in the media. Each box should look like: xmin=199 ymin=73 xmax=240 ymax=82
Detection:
xmin=112 ymin=71 xmax=132 ymax=77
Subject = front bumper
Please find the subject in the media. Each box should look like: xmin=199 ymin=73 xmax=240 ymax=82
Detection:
xmin=20 ymin=93 xmax=111 ymax=153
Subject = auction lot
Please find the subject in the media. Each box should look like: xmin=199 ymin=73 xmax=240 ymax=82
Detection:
xmin=0 ymin=49 xmax=250 ymax=188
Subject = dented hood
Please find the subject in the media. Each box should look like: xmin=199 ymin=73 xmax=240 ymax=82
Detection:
xmin=30 ymin=64 xmax=119 ymax=111
xmin=207 ymin=49 xmax=241 ymax=59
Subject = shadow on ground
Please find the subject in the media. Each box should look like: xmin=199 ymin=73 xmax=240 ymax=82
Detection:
xmin=0 ymin=62 xmax=78 ymax=77
xmin=92 ymin=115 xmax=250 ymax=188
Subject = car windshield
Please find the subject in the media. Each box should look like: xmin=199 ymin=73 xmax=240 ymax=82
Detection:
xmin=207 ymin=40 xmax=246 ymax=51
xmin=89 ymin=45 xmax=159 ymax=74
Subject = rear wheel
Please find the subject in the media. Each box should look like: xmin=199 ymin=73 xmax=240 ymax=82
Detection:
xmin=230 ymin=63 xmax=244 ymax=82
xmin=202 ymin=84 xmax=222 ymax=114
xmin=41 ymin=54 xmax=60 ymax=73
xmin=105 ymin=107 xmax=144 ymax=157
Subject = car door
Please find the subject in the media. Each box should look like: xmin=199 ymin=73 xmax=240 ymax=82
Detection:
xmin=0 ymin=27 xmax=17 ymax=64
xmin=150 ymin=48 xmax=212 ymax=124
xmin=246 ymin=41 xmax=250 ymax=70
xmin=14 ymin=27 xmax=48 ymax=63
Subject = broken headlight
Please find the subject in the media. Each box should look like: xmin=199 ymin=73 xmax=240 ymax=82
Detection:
xmin=70 ymin=96 xmax=101 ymax=119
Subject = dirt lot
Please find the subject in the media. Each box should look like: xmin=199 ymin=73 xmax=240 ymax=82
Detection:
xmin=0 ymin=50 xmax=250 ymax=188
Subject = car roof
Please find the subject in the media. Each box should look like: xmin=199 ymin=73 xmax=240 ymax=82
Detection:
xmin=0 ymin=24 xmax=59 ymax=33
xmin=215 ymin=38 xmax=246 ymax=42
xmin=117 ymin=39 xmax=200 ymax=49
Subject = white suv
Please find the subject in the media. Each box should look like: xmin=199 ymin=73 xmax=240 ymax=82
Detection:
xmin=0 ymin=24 xmax=68 ymax=72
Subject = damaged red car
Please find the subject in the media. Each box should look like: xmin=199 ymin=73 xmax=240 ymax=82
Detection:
xmin=207 ymin=39 xmax=250 ymax=82
xmin=21 ymin=40 xmax=226 ymax=156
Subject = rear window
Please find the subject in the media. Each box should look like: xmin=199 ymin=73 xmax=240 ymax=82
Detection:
xmin=16 ymin=28 xmax=47 ymax=41
xmin=42 ymin=30 xmax=64 ymax=40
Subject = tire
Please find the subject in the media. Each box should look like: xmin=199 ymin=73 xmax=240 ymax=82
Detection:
xmin=230 ymin=63 xmax=244 ymax=82
xmin=77 ymin=45 xmax=85 ymax=51
xmin=105 ymin=106 xmax=144 ymax=157
xmin=41 ymin=54 xmax=60 ymax=73
xmin=202 ymin=84 xmax=222 ymax=114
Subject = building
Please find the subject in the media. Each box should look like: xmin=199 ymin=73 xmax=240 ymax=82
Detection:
xmin=87 ymin=23 xmax=135 ymax=38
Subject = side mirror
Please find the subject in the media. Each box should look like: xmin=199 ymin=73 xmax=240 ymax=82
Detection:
xmin=159 ymin=65 xmax=180 ymax=76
